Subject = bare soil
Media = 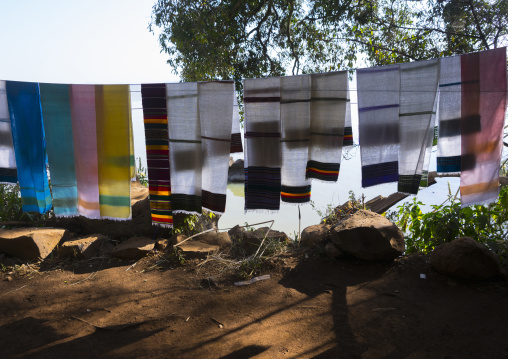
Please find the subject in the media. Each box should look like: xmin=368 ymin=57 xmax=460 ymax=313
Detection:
xmin=1 ymin=249 xmax=507 ymax=359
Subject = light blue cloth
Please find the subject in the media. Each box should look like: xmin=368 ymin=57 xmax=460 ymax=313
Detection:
xmin=6 ymin=81 xmax=52 ymax=214
xmin=40 ymin=83 xmax=78 ymax=217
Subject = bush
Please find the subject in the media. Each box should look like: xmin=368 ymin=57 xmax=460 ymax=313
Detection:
xmin=387 ymin=184 xmax=508 ymax=264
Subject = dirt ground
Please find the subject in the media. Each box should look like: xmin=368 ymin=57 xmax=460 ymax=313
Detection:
xmin=1 ymin=249 xmax=507 ymax=359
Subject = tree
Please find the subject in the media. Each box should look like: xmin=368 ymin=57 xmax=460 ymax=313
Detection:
xmin=150 ymin=0 xmax=507 ymax=82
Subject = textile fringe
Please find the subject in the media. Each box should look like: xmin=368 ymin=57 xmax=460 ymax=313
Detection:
xmin=243 ymin=209 xmax=281 ymax=215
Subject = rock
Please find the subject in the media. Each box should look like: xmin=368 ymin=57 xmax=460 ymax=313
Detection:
xmin=197 ymin=231 xmax=232 ymax=251
xmin=430 ymin=237 xmax=500 ymax=280
xmin=0 ymin=253 xmax=17 ymax=268
xmin=58 ymin=234 xmax=108 ymax=259
xmin=228 ymin=225 xmax=244 ymax=240
xmin=228 ymin=159 xmax=245 ymax=182
xmin=242 ymin=227 xmax=288 ymax=254
xmin=176 ymin=241 xmax=219 ymax=258
xmin=0 ymin=228 xmax=71 ymax=261
xmin=300 ymin=224 xmax=331 ymax=248
xmin=325 ymin=242 xmax=345 ymax=259
xmin=169 ymin=234 xmax=188 ymax=246
xmin=112 ymin=237 xmax=155 ymax=259
xmin=330 ymin=210 xmax=404 ymax=261
xmin=155 ymin=238 xmax=169 ymax=251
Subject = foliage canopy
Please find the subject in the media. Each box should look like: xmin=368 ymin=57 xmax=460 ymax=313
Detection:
xmin=150 ymin=0 xmax=507 ymax=81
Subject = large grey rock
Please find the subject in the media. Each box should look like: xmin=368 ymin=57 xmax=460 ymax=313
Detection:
xmin=58 ymin=234 xmax=108 ymax=259
xmin=197 ymin=231 xmax=232 ymax=251
xmin=177 ymin=241 xmax=219 ymax=258
xmin=300 ymin=224 xmax=331 ymax=248
xmin=0 ymin=227 xmax=70 ymax=261
xmin=430 ymin=237 xmax=500 ymax=280
xmin=112 ymin=237 xmax=155 ymax=259
xmin=228 ymin=159 xmax=245 ymax=182
xmin=330 ymin=210 xmax=404 ymax=261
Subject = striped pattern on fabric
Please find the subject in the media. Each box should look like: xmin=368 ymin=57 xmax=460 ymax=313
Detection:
xmin=280 ymin=74 xmax=312 ymax=204
xmin=460 ymin=48 xmax=506 ymax=207
xmin=199 ymin=81 xmax=235 ymax=214
xmin=40 ymin=83 xmax=79 ymax=217
xmin=397 ymin=58 xmax=439 ymax=194
xmin=305 ymin=160 xmax=340 ymax=181
xmin=280 ymin=185 xmax=311 ymax=203
xmin=6 ymin=81 xmax=52 ymax=214
xmin=306 ymin=71 xmax=348 ymax=183
xmin=0 ymin=81 xmax=17 ymax=183
xmin=95 ymin=85 xmax=132 ymax=220
xmin=436 ymin=55 xmax=462 ymax=174
xmin=357 ymin=64 xmax=400 ymax=188
xmin=230 ymin=90 xmax=243 ymax=153
xmin=343 ymin=126 xmax=353 ymax=146
xmin=166 ymin=82 xmax=201 ymax=215
xmin=244 ymin=167 xmax=281 ymax=210
xmin=141 ymin=83 xmax=172 ymax=226
xmin=243 ymin=77 xmax=282 ymax=211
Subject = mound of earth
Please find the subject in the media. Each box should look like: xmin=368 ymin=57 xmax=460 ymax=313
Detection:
xmin=0 ymin=250 xmax=507 ymax=359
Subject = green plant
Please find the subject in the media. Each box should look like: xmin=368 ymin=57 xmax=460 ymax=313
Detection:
xmin=0 ymin=183 xmax=23 ymax=224
xmin=136 ymin=157 xmax=148 ymax=186
xmin=168 ymin=247 xmax=186 ymax=265
xmin=311 ymin=190 xmax=365 ymax=226
xmin=173 ymin=214 xmax=199 ymax=236
xmin=388 ymin=184 xmax=508 ymax=264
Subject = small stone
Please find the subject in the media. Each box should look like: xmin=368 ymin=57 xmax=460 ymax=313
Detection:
xmin=58 ymin=234 xmax=108 ymax=259
xmin=5 ymin=276 xmax=12 ymax=282
xmin=112 ymin=237 xmax=155 ymax=259
xmin=177 ymin=241 xmax=219 ymax=259
xmin=325 ymin=242 xmax=345 ymax=259
xmin=155 ymin=238 xmax=169 ymax=251
xmin=169 ymin=234 xmax=188 ymax=246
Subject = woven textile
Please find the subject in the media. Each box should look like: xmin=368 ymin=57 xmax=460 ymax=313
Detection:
xmin=6 ymin=81 xmax=52 ymax=214
xmin=40 ymin=83 xmax=78 ymax=217
xmin=243 ymin=77 xmax=282 ymax=211
xmin=141 ymin=83 xmax=172 ymax=226
xmin=398 ymin=59 xmax=439 ymax=194
xmin=166 ymin=82 xmax=200 ymax=215
xmin=357 ymin=64 xmax=400 ymax=188
xmin=280 ymin=75 xmax=312 ymax=203
xmin=69 ymin=85 xmax=100 ymax=218
xmin=343 ymin=80 xmax=353 ymax=147
xmin=305 ymin=71 xmax=348 ymax=182
xmin=420 ymin=92 xmax=440 ymax=187
xmin=0 ymin=81 xmax=17 ymax=183
xmin=460 ymin=48 xmax=506 ymax=207
xmin=199 ymin=81 xmax=235 ymax=214
xmin=95 ymin=85 xmax=132 ymax=219
xmin=436 ymin=55 xmax=462 ymax=174
xmin=230 ymin=89 xmax=243 ymax=153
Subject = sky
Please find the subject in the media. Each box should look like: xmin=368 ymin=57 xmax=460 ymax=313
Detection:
xmin=0 ymin=0 xmax=179 ymax=84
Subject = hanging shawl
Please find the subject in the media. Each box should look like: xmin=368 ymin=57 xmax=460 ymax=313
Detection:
xmin=95 ymin=85 xmax=132 ymax=220
xmin=6 ymin=81 xmax=52 ymax=214
xmin=243 ymin=77 xmax=282 ymax=211
xmin=306 ymin=71 xmax=348 ymax=182
xmin=357 ymin=64 xmax=400 ymax=188
xmin=0 ymin=81 xmax=17 ymax=183
xmin=460 ymin=48 xmax=506 ymax=207
xmin=199 ymin=81 xmax=234 ymax=214
xmin=230 ymin=89 xmax=243 ymax=153
xmin=141 ymin=83 xmax=173 ymax=226
xmin=436 ymin=55 xmax=462 ymax=174
xmin=280 ymin=74 xmax=312 ymax=203
xmin=343 ymin=79 xmax=353 ymax=147
xmin=420 ymin=92 xmax=440 ymax=187
xmin=40 ymin=83 xmax=79 ymax=217
xmin=398 ymin=59 xmax=439 ymax=194
xmin=69 ymin=85 xmax=100 ymax=218
xmin=166 ymin=82 xmax=201 ymax=215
